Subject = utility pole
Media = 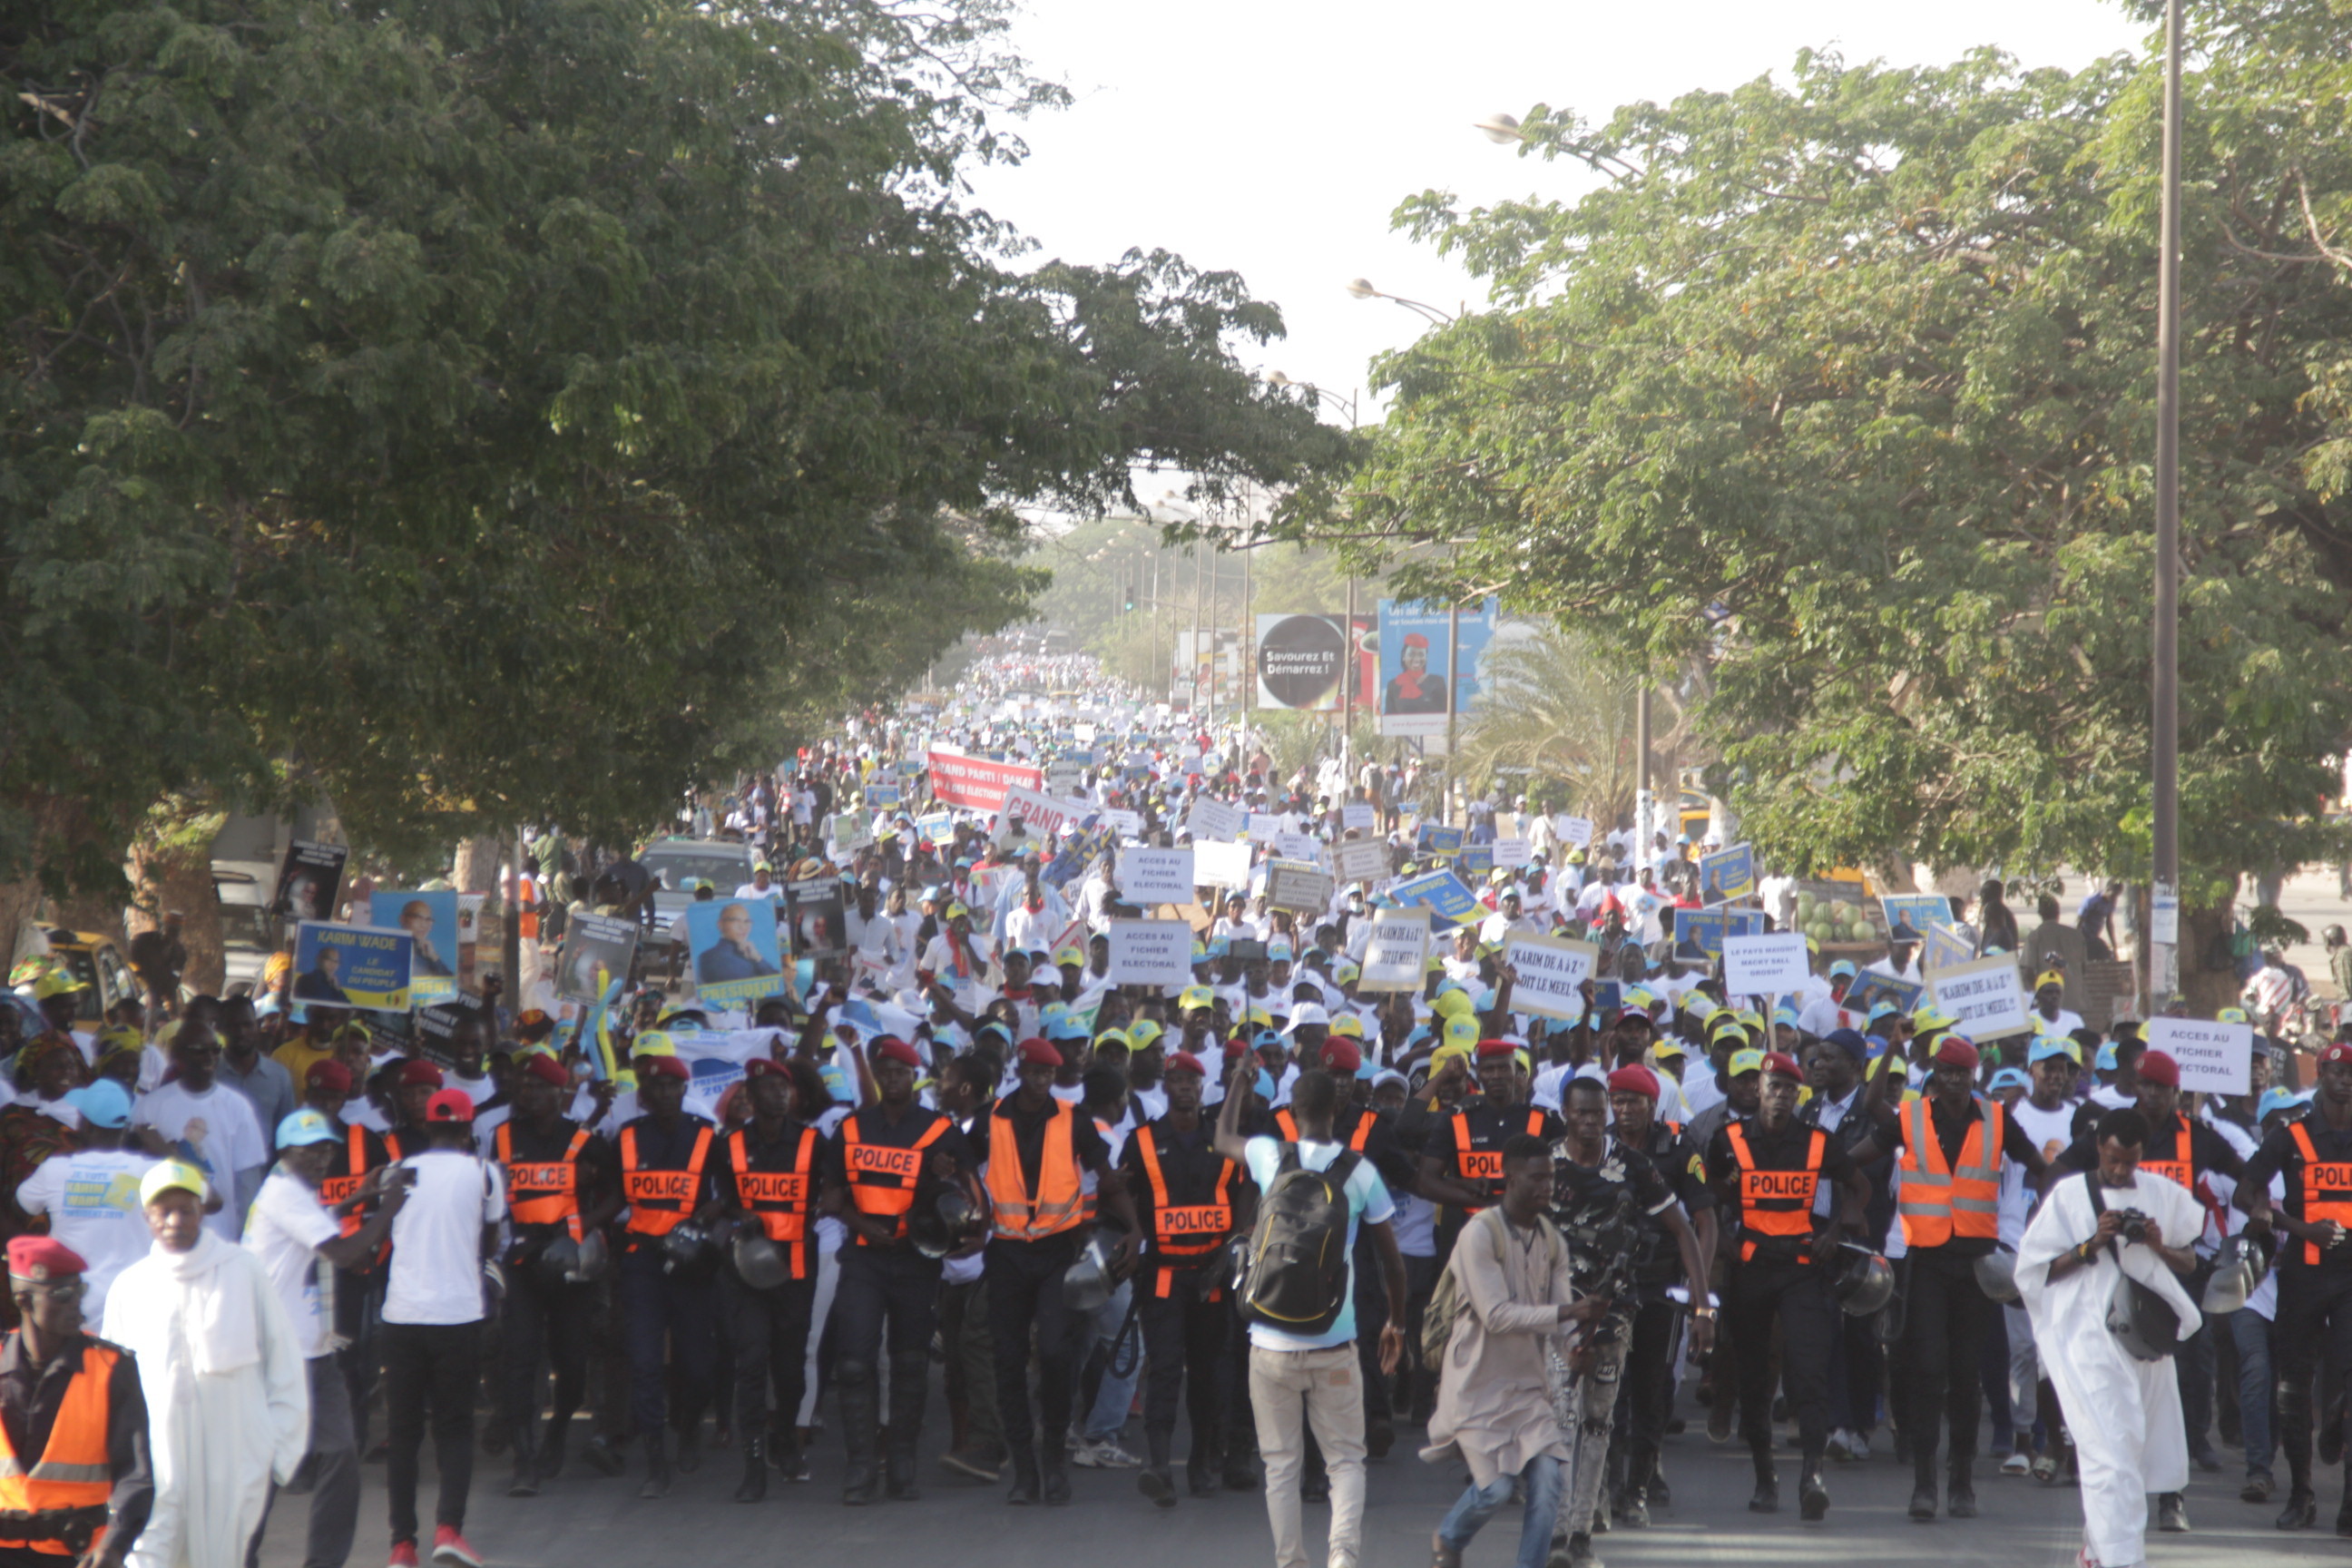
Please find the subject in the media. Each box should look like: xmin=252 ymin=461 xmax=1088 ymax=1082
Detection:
xmin=2150 ymin=0 xmax=2184 ymax=1004
xmin=1446 ymin=600 xmax=1461 ymax=826
xmin=1635 ymin=686 xmax=1652 ymax=868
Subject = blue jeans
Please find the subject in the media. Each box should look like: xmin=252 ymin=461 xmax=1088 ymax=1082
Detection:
xmin=1083 ymin=1279 xmax=1141 ymax=1441
xmin=1437 ymin=1455 xmax=1563 ymax=1568
xmin=2230 ymin=1306 xmax=2275 ymax=1480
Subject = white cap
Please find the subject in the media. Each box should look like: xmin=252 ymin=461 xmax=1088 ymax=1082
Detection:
xmin=1284 ymin=1002 xmax=1331 ymax=1034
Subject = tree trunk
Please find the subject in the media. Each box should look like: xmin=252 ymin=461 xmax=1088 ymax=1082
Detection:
xmin=451 ymin=836 xmax=504 ymax=894
xmin=127 ymin=848 xmax=226 ymax=997
xmin=2175 ymin=902 xmax=2240 ymax=1017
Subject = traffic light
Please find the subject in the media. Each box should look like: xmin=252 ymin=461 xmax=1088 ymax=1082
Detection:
xmin=1123 ymin=592 xmax=1135 ymax=612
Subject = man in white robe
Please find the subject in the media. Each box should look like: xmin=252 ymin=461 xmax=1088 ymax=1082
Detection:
xmin=2016 ymin=1108 xmax=2203 ymax=1568
xmin=102 ymin=1161 xmax=308 ymax=1568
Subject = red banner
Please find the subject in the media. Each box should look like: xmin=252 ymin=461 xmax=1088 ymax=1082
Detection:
xmin=926 ymin=750 xmax=1044 ymax=812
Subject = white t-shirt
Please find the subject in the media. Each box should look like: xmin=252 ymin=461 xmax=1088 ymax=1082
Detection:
xmin=2003 ymin=1098 xmax=2079 ymax=1247
xmin=243 ymin=1168 xmax=341 ymax=1357
xmin=1240 ymin=1134 xmax=1394 ymax=1352
xmin=15 ymin=1148 xmax=159 ymax=1320
xmin=382 ymin=1148 xmax=506 ymax=1327
xmin=133 ymin=1080 xmax=268 ymax=1240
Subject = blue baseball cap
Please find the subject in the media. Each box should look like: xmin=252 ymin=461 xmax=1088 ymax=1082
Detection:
xmin=1987 ymin=1067 xmax=2031 ymax=1094
xmin=64 ymin=1080 xmax=132 ymax=1130
xmin=275 ymin=1106 xmax=339 ymax=1148
xmin=2094 ymin=1041 xmax=2119 ymax=1071
xmin=1828 ymin=959 xmax=1858 ymax=980
xmin=2258 ymin=1087 xmax=2307 ymax=1122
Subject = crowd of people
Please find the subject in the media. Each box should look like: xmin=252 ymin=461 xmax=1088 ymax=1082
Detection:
xmin=0 ymin=648 xmax=2340 ymax=1568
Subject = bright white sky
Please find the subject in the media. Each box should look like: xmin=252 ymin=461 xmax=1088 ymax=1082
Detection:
xmin=964 ymin=0 xmax=2147 ymax=426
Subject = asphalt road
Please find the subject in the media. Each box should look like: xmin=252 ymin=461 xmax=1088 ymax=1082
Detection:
xmin=254 ymin=1375 xmax=2341 ymax=1568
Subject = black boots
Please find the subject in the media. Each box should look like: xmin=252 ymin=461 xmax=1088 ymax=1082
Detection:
xmin=537 ymin=1417 xmax=569 ymax=1481
xmin=886 ymin=1350 xmax=927 ymax=1501
xmin=735 ymin=1435 xmax=768 ymax=1504
xmin=638 ymin=1432 xmax=672 ymax=1499
xmin=506 ymin=1422 xmax=540 ymax=1498
xmin=1947 ymin=1456 xmax=1977 ymax=1519
xmin=1798 ymin=1461 xmax=1829 ymax=1522
xmin=1006 ymin=1442 xmax=1041 ymax=1504
xmin=1042 ymin=1440 xmax=1072 ymax=1505
xmin=1139 ymin=1430 xmax=1176 ymax=1508
xmin=1748 ymin=1447 xmax=1779 ymax=1513
xmin=840 ymin=1367 xmax=881 ymax=1504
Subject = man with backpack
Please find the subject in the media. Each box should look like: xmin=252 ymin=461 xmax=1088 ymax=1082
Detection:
xmin=1215 ymin=1062 xmax=1406 ymax=1568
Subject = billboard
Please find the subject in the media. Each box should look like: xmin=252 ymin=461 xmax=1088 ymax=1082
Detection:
xmin=1253 ymin=612 xmax=1377 ymax=712
xmin=1377 ymin=598 xmax=1499 ymax=738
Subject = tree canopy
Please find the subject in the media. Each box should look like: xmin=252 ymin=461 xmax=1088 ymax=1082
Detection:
xmin=1296 ymin=27 xmax=2352 ymax=896
xmin=2 ymin=0 xmax=1344 ymax=887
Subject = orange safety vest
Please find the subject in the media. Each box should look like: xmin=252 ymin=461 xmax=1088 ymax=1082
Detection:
xmin=498 ymin=1122 xmax=590 ymax=1241
xmin=986 ymin=1100 xmax=1085 ymax=1241
xmin=2138 ymin=1112 xmax=2197 ymax=1193
xmin=1895 ymin=1097 xmax=2004 ymax=1249
xmin=1451 ymin=1107 xmax=1547 ymax=1210
xmin=839 ymin=1112 xmax=949 ymax=1245
xmin=620 ymin=1122 xmax=714 ymax=1237
xmin=319 ymin=1122 xmax=382 ymax=1240
xmin=1726 ymin=1122 xmax=1826 ymax=1262
xmin=0 ymin=1341 xmax=119 ymax=1556
xmin=1276 ymin=1107 xmax=1376 ymax=1152
xmin=2289 ymin=1121 xmax=2352 ymax=1265
xmin=1133 ymin=1124 xmax=1236 ymax=1298
xmin=730 ymin=1125 xmax=818 ymax=1277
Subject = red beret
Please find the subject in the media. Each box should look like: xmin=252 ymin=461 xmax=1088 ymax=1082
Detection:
xmin=1164 ymin=1051 xmax=1208 ymax=1078
xmin=743 ymin=1058 xmax=784 ymax=1080
xmin=637 ymin=1055 xmax=690 ymax=1083
xmin=1933 ymin=1036 xmax=1982 ymax=1071
xmin=425 ymin=1088 xmax=475 ymax=1122
xmin=1017 ymin=1037 xmax=1063 ymax=1068
xmin=2325 ymin=1041 xmax=2352 ymax=1068
xmin=871 ymin=1037 xmax=924 ymax=1070
xmin=398 ymin=1060 xmax=445 ymax=1089
xmin=1606 ymin=1064 xmax=1661 ymax=1102
xmin=1475 ymin=1038 xmax=1516 ymax=1060
xmin=1762 ymin=1051 xmax=1805 ymax=1082
xmin=7 ymin=1236 xmax=85 ymax=1280
xmin=1320 ymin=1039 xmax=1363 ymax=1074
xmin=2134 ymin=1049 xmax=2180 ymax=1088
xmin=519 ymin=1054 xmax=568 ymax=1088
xmin=1222 ymin=1034 xmax=1250 ymax=1060
xmin=306 ymin=1060 xmax=353 ymax=1094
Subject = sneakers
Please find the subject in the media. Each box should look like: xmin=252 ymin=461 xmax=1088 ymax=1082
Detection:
xmin=431 ymin=1527 xmax=482 ymax=1568
xmin=1847 ymin=1429 xmax=1872 ymax=1461
xmin=1826 ymin=1429 xmax=1854 ymax=1463
xmin=1072 ymin=1438 xmax=1142 ymax=1470
xmin=388 ymin=1545 xmax=419 ymax=1568
xmin=2001 ymin=1453 xmax=2033 ymax=1477
xmin=2157 ymin=1493 xmax=2190 ymax=1534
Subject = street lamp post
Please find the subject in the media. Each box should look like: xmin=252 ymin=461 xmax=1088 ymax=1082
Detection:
xmin=2151 ymin=0 xmax=2184 ymax=1003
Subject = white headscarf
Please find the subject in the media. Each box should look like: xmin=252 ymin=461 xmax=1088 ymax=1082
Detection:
xmin=145 ymin=1230 xmax=263 ymax=1377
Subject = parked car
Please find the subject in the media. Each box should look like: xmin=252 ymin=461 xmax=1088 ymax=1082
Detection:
xmin=638 ymin=839 xmax=762 ymax=950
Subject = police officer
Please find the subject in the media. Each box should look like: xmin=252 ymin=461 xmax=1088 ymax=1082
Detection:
xmin=984 ymin=1037 xmax=1141 ymax=1505
xmin=823 ymin=1036 xmax=973 ymax=1504
xmin=1120 ymin=1049 xmax=1240 ymax=1505
xmin=614 ymin=1052 xmax=720 ymax=1497
xmin=1414 ymin=1040 xmax=1566 ymax=1230
xmin=720 ymin=1057 xmax=822 ymax=1502
xmin=2238 ymin=1037 xmax=2352 ymax=1529
xmin=1849 ymin=1034 xmax=2050 ymax=1520
xmin=1707 ymin=1049 xmax=1867 ymax=1520
xmin=0 ymin=1238 xmax=151 ymax=1568
xmin=492 ymin=1053 xmax=621 ymax=1495
xmin=1798 ymin=1029 xmax=1894 ymax=1465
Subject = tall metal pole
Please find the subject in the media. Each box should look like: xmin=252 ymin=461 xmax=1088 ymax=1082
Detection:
xmin=1635 ymin=686 xmax=1653 ymax=868
xmin=1150 ymin=554 xmax=1161 ymax=702
xmin=1446 ymin=601 xmax=1461 ymax=826
xmin=1343 ymin=574 xmax=1357 ymax=785
xmin=2151 ymin=0 xmax=2184 ymax=1004
xmin=1241 ymin=536 xmax=1252 ymax=717
xmin=504 ymin=826 xmax=523 ymax=1022
xmin=1191 ymin=546 xmax=1205 ymax=719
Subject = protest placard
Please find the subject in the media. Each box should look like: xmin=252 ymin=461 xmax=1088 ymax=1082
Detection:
xmin=1456 ymin=845 xmax=1494 ymax=878
xmin=1723 ymin=932 xmax=1809 ymax=997
xmin=2146 ymin=1016 xmax=2254 ymax=1096
xmin=273 ymin=840 xmax=348 ymax=923
xmin=555 ymin=914 xmax=638 ymax=1004
xmin=1555 ymin=815 xmax=1593 ymax=848
xmin=1416 ymin=824 xmax=1465 ymax=858
xmin=1187 ymin=798 xmax=1243 ymax=843
xmin=1697 ymin=843 xmax=1757 ymax=904
xmin=1332 ymin=838 xmax=1389 ymax=886
xmin=1263 ymin=859 xmax=1336 ymax=915
xmin=866 ymin=783 xmax=902 ymax=809
xmin=1881 ymin=893 xmax=1952 ymax=941
xmin=294 ymin=921 xmax=413 ymax=1013
xmin=1840 ymin=969 xmax=1924 ymax=1024
xmin=1107 ymin=919 xmax=1194 ymax=986
xmin=1192 ymin=839 xmax=1252 ymax=890
xmin=1504 ymin=933 xmax=1599 ymax=1020
xmin=1119 ymin=847 xmax=1196 ymax=906
xmin=687 ymin=899 xmax=788 ymax=1007
xmin=916 ymin=811 xmax=956 ymax=846
xmin=1930 ymin=955 xmax=2031 ymax=1039
xmin=1359 ymin=915 xmax=1430 ymax=992
xmin=1044 ymin=763 xmax=1083 ymax=798
xmin=1104 ymin=808 xmax=1144 ymax=840
xmin=1342 ymin=803 xmax=1375 ymax=832
xmin=829 ymin=811 xmax=875 ymax=858
xmin=1921 ymin=922 xmax=1975 ymax=974
xmin=1247 ymin=812 xmax=1289 ymax=841
xmin=784 ymin=877 xmax=846 ymax=959
xmin=369 ymin=890 xmax=458 ymax=1004
xmin=1001 ymin=785 xmax=1086 ymax=841
xmin=1392 ymin=869 xmax=1479 ymax=923
xmin=925 ymin=749 xmax=1042 ymax=811
xmin=1492 ymin=838 xmax=1532 ymax=869
xmin=1275 ymin=832 xmax=1326 ymax=866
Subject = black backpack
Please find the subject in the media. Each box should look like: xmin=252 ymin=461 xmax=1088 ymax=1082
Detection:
xmin=1238 ymin=1144 xmax=1361 ymax=1336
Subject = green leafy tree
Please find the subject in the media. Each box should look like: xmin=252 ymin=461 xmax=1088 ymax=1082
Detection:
xmin=1 ymin=0 xmax=1342 ymax=899
xmin=1448 ymin=625 xmax=1646 ymax=824
xmin=1299 ymin=42 xmax=2352 ymax=953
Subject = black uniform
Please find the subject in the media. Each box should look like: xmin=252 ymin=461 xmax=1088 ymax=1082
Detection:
xmin=493 ymin=1117 xmax=616 ymax=1469
xmin=1610 ymin=1121 xmax=1711 ymax=1514
xmin=2241 ymin=1108 xmax=2352 ymax=1506
xmin=720 ymin=1118 xmax=822 ymax=1475
xmin=1121 ymin=1116 xmax=1239 ymax=1487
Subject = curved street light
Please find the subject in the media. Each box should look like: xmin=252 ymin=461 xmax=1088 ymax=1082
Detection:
xmin=1473 ymin=112 xmax=1524 ymax=144
xmin=1344 ymin=278 xmax=1455 ymax=326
